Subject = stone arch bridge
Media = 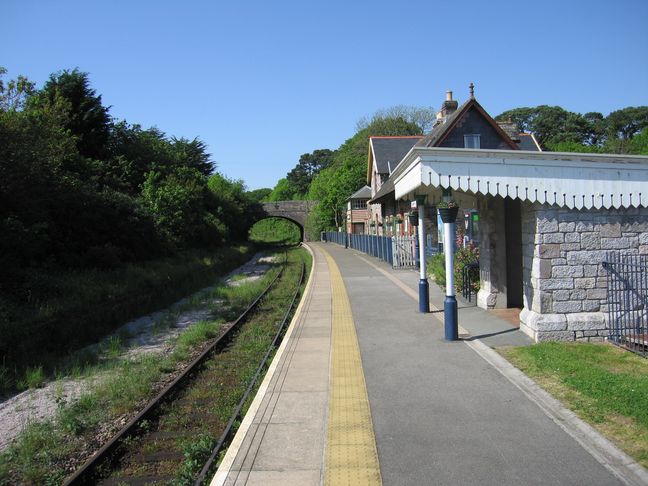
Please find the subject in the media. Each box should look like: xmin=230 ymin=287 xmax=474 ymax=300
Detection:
xmin=261 ymin=200 xmax=317 ymax=241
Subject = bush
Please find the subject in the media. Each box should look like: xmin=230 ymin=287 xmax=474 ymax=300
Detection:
xmin=428 ymin=253 xmax=446 ymax=287
xmin=427 ymin=242 xmax=480 ymax=295
xmin=454 ymin=243 xmax=480 ymax=295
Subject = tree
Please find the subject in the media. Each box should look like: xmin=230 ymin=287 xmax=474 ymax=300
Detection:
xmin=306 ymin=115 xmax=422 ymax=235
xmin=267 ymin=178 xmax=297 ymax=201
xmin=606 ymin=106 xmax=648 ymax=140
xmin=207 ymin=173 xmax=258 ymax=241
xmin=0 ymin=67 xmax=36 ymax=111
xmin=494 ymin=107 xmax=537 ymax=133
xmin=583 ymin=112 xmax=607 ymax=146
xmin=627 ymin=127 xmax=648 ymax=155
xmin=104 ymin=122 xmax=214 ymax=195
xmin=357 ymin=105 xmax=436 ymax=133
xmin=286 ymin=148 xmax=335 ymax=196
xmin=141 ymin=167 xmax=215 ymax=248
xmin=30 ymin=69 xmax=111 ymax=160
xmin=246 ymin=187 xmax=272 ymax=202
xmin=496 ymin=106 xmax=591 ymax=149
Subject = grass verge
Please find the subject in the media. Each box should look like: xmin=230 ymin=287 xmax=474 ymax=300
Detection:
xmin=499 ymin=342 xmax=648 ymax=468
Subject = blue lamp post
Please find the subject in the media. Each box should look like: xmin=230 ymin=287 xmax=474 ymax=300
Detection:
xmin=415 ymin=195 xmax=429 ymax=313
xmin=438 ymin=197 xmax=459 ymax=341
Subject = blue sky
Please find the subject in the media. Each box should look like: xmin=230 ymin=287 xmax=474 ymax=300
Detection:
xmin=2 ymin=0 xmax=647 ymax=189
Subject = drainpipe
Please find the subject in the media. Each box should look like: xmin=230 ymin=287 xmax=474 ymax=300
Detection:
xmin=416 ymin=195 xmax=429 ymax=313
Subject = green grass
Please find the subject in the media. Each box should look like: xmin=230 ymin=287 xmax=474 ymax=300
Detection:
xmin=17 ymin=366 xmax=46 ymax=390
xmin=500 ymin=342 xmax=648 ymax=467
xmin=0 ymin=246 xmax=309 ymax=485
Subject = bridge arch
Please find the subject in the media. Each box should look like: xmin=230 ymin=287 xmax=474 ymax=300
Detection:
xmin=260 ymin=201 xmax=317 ymax=241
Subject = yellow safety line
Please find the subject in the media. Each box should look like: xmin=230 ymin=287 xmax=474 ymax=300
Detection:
xmin=322 ymin=249 xmax=382 ymax=486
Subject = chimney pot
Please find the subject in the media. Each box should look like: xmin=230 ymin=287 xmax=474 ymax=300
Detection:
xmin=446 ymin=90 xmax=453 ymax=101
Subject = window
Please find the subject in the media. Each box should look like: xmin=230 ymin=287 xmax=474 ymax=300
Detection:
xmin=351 ymin=199 xmax=368 ymax=209
xmin=464 ymin=134 xmax=480 ymax=149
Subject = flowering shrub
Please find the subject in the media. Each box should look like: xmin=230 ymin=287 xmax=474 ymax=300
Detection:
xmin=427 ymin=241 xmax=480 ymax=295
xmin=454 ymin=242 xmax=480 ymax=294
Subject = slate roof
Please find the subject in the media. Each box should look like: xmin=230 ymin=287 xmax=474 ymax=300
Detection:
xmin=415 ymin=98 xmax=518 ymax=150
xmin=347 ymin=185 xmax=372 ymax=200
xmin=370 ymin=137 xmax=423 ymax=175
xmin=517 ymin=133 xmax=542 ymax=151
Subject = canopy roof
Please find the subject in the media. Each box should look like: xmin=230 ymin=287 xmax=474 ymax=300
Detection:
xmin=393 ymin=147 xmax=648 ymax=209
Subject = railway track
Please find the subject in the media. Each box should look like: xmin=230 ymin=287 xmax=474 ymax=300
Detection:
xmin=63 ymin=256 xmax=306 ymax=486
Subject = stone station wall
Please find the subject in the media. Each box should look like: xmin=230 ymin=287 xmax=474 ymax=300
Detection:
xmin=520 ymin=203 xmax=648 ymax=342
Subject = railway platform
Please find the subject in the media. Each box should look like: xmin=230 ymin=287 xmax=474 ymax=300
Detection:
xmin=211 ymin=242 xmax=643 ymax=486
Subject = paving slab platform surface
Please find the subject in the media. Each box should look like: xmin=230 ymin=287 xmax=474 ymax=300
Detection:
xmin=212 ymin=242 xmax=634 ymax=486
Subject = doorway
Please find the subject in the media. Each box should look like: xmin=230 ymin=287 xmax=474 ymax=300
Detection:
xmin=504 ymin=197 xmax=523 ymax=309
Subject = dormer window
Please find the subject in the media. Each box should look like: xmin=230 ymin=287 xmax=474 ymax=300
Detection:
xmin=464 ymin=134 xmax=481 ymax=149
xmin=352 ymin=199 xmax=368 ymax=209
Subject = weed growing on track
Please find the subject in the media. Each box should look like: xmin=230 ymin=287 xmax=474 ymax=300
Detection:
xmin=0 ymin=247 xmax=309 ymax=485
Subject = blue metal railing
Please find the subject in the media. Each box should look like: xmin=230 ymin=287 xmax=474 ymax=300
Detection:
xmin=323 ymin=232 xmax=395 ymax=265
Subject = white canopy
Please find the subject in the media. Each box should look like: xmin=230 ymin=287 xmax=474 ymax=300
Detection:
xmin=394 ymin=147 xmax=648 ymax=209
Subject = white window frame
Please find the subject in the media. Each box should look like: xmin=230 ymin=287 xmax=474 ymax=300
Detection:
xmin=464 ymin=134 xmax=481 ymax=149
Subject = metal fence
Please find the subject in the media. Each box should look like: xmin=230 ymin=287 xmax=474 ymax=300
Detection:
xmin=461 ymin=262 xmax=479 ymax=302
xmin=603 ymin=252 xmax=648 ymax=357
xmin=323 ymin=232 xmax=420 ymax=268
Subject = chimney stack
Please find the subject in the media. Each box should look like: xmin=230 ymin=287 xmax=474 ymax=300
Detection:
xmin=434 ymin=90 xmax=459 ymax=126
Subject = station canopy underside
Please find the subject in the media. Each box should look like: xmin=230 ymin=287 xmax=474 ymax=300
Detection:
xmin=393 ymin=147 xmax=648 ymax=210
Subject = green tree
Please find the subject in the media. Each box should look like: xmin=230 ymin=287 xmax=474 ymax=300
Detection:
xmin=246 ymin=187 xmax=272 ymax=202
xmin=286 ymin=148 xmax=335 ymax=196
xmin=626 ymin=127 xmax=648 ymax=155
xmin=0 ymin=67 xmax=36 ymax=111
xmin=30 ymin=69 xmax=111 ymax=160
xmin=606 ymin=106 xmax=648 ymax=141
xmin=267 ymin=178 xmax=298 ymax=201
xmin=104 ymin=122 xmax=214 ymax=194
xmin=207 ymin=173 xmax=258 ymax=241
xmin=357 ymin=105 xmax=436 ymax=133
xmin=142 ymin=167 xmax=216 ymax=248
xmin=306 ymin=115 xmax=421 ymax=235
xmin=583 ymin=112 xmax=607 ymax=146
xmin=497 ymin=106 xmax=590 ymax=149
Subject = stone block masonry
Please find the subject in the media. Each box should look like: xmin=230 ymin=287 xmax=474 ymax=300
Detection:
xmin=520 ymin=203 xmax=648 ymax=342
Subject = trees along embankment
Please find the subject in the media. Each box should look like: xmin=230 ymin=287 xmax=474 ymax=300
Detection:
xmin=0 ymin=68 xmax=265 ymax=393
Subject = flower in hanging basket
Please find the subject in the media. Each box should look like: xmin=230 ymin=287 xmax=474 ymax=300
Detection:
xmin=437 ymin=201 xmax=459 ymax=223
xmin=437 ymin=200 xmax=458 ymax=209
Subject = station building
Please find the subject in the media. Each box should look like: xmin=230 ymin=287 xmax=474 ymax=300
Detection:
xmin=366 ymin=88 xmax=648 ymax=342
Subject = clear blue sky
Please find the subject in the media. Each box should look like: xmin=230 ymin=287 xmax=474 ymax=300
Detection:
xmin=3 ymin=0 xmax=647 ymax=190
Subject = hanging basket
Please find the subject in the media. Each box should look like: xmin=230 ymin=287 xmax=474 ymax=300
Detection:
xmin=408 ymin=212 xmax=419 ymax=226
xmin=438 ymin=206 xmax=459 ymax=224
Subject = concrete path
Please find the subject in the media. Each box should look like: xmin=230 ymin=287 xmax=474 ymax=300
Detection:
xmin=212 ymin=242 xmax=640 ymax=485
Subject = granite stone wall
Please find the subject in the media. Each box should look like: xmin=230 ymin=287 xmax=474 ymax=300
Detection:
xmin=476 ymin=196 xmax=507 ymax=309
xmin=520 ymin=203 xmax=648 ymax=342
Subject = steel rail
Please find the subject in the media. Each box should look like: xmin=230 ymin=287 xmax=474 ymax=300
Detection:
xmin=63 ymin=266 xmax=284 ymax=486
xmin=193 ymin=262 xmax=306 ymax=485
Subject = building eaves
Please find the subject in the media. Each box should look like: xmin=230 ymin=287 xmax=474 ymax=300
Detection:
xmin=347 ymin=185 xmax=372 ymax=200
